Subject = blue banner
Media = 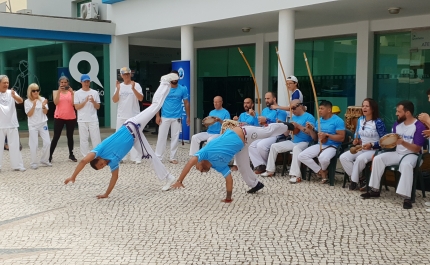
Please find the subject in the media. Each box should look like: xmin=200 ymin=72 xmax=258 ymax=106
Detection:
xmin=172 ymin=60 xmax=191 ymax=142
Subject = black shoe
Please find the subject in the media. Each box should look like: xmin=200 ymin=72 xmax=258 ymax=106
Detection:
xmin=349 ymin=182 xmax=358 ymax=191
xmin=403 ymin=199 xmax=412 ymax=209
xmin=254 ymin=165 xmax=266 ymax=175
xmin=247 ymin=182 xmax=265 ymax=194
xmin=360 ymin=190 xmax=380 ymax=199
xmin=69 ymin=154 xmax=77 ymax=162
xmin=282 ymin=122 xmax=295 ymax=131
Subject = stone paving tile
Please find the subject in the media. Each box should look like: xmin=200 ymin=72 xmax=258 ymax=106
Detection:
xmin=0 ymin=132 xmax=429 ymax=264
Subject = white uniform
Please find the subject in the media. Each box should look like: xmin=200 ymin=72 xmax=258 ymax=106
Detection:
xmin=24 ymin=97 xmax=51 ymax=168
xmin=0 ymin=90 xmax=25 ymax=171
xmin=115 ymin=82 xmax=143 ymax=162
xmin=74 ymin=89 xmax=101 ymax=157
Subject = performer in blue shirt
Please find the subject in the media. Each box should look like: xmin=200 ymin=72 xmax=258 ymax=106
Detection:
xmin=172 ymin=122 xmax=295 ymax=203
xmin=155 ymin=70 xmax=190 ymax=164
xmin=233 ymin=97 xmax=259 ymax=126
xmin=64 ymin=73 xmax=180 ymax=198
xmin=189 ymin=96 xmax=230 ymax=155
xmin=251 ymin=92 xmax=287 ymax=174
xmin=298 ymin=100 xmax=345 ymax=184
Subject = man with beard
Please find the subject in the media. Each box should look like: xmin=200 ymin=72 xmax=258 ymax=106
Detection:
xmin=361 ymin=100 xmax=426 ymax=209
xmin=233 ymin=97 xmax=259 ymax=126
xmin=249 ymin=92 xmax=287 ymax=174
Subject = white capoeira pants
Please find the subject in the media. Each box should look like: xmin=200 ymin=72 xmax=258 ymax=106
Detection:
xmin=116 ymin=118 xmax=140 ymax=162
xmin=249 ymin=136 xmax=278 ymax=167
xmin=0 ymin=128 xmax=24 ymax=170
xmin=126 ymin=80 xmax=174 ymax=182
xmin=368 ymin=152 xmax=417 ymax=198
xmin=339 ymin=149 xmax=376 ymax=183
xmin=298 ymin=144 xmax=337 ymax=173
xmin=189 ymin=132 xmax=220 ymax=156
xmin=78 ymin=121 xmax=101 ymax=157
xmin=266 ymin=141 xmax=309 ymax=178
xmin=155 ymin=117 xmax=182 ymax=161
xmin=28 ymin=122 xmax=51 ymax=167
xmin=236 ymin=123 xmax=291 ymax=187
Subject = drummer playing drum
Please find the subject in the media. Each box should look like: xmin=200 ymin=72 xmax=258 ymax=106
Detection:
xmin=361 ymin=100 xmax=426 ymax=210
xmin=339 ymin=98 xmax=386 ymax=191
xmin=189 ymin=96 xmax=230 ymax=156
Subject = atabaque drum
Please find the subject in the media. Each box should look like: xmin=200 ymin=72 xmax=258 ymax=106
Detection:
xmin=345 ymin=106 xmax=363 ymax=132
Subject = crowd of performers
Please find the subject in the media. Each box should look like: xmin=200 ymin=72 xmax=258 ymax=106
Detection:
xmin=1 ymin=71 xmax=430 ymax=210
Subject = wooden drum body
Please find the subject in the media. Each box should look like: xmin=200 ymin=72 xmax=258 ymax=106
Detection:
xmin=345 ymin=106 xmax=363 ymax=132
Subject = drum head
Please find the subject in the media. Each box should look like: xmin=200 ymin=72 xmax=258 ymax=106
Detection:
xmin=202 ymin=116 xmax=217 ymax=126
xmin=379 ymin=133 xmax=400 ymax=149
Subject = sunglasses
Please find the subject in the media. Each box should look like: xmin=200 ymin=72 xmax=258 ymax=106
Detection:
xmin=291 ymin=103 xmax=303 ymax=111
xmin=32 ymin=90 xmax=40 ymax=93
xmin=362 ymin=120 xmax=367 ymax=130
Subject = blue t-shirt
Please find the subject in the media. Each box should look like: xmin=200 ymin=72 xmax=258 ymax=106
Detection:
xmin=195 ymin=129 xmax=244 ymax=178
xmin=207 ymin=108 xmax=231 ymax=134
xmin=319 ymin=115 xmax=345 ymax=147
xmin=161 ymin=84 xmax=189 ymax=118
xmin=91 ymin=126 xmax=134 ymax=172
xmin=292 ymin=112 xmax=315 ymax=144
xmin=261 ymin=107 xmax=287 ymax=123
xmin=290 ymin=89 xmax=303 ymax=102
xmin=238 ymin=112 xmax=259 ymax=126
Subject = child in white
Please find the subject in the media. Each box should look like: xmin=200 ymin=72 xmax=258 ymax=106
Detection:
xmin=74 ymin=74 xmax=101 ymax=157
xmin=24 ymin=83 xmax=51 ymax=169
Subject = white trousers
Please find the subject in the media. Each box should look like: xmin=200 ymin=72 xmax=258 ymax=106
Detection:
xmin=266 ymin=140 xmax=309 ymax=178
xmin=298 ymin=144 xmax=337 ymax=173
xmin=116 ymin=118 xmax=139 ymax=162
xmin=0 ymin=128 xmax=24 ymax=170
xmin=236 ymin=123 xmax=290 ymax=187
xmin=368 ymin=152 xmax=417 ymax=198
xmin=28 ymin=122 xmax=51 ymax=167
xmin=189 ymin=132 xmax=220 ymax=155
xmin=339 ymin=149 xmax=376 ymax=183
xmin=155 ymin=117 xmax=182 ymax=161
xmin=249 ymin=136 xmax=277 ymax=167
xmin=78 ymin=121 xmax=101 ymax=157
xmin=126 ymin=80 xmax=174 ymax=182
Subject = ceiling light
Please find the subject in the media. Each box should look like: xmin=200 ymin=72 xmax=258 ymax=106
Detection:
xmin=242 ymin=27 xmax=251 ymax=33
xmin=388 ymin=7 xmax=400 ymax=15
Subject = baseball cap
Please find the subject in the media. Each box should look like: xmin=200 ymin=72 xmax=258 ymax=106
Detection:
xmin=81 ymin=74 xmax=91 ymax=82
xmin=286 ymin=76 xmax=298 ymax=83
xmin=120 ymin=67 xmax=131 ymax=75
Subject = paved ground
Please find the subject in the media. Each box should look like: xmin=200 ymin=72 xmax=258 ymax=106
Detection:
xmin=1 ymin=131 xmax=430 ymax=264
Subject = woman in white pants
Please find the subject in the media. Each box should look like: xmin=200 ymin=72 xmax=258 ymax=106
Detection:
xmin=24 ymin=84 xmax=51 ymax=169
xmin=339 ymin=98 xmax=386 ymax=190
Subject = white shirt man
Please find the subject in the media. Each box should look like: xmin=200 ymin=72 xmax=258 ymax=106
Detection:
xmin=0 ymin=75 xmax=26 ymax=172
xmin=74 ymin=74 xmax=101 ymax=157
xmin=112 ymin=67 xmax=144 ymax=164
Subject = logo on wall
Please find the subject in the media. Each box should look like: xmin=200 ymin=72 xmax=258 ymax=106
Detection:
xmin=178 ymin=68 xmax=185 ymax=80
xmin=69 ymin=52 xmax=103 ymax=88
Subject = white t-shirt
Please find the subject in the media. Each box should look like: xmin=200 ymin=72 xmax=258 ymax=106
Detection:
xmin=24 ymin=97 xmax=49 ymax=126
xmin=0 ymin=90 xmax=19 ymax=129
xmin=115 ymin=82 xmax=143 ymax=120
xmin=74 ymin=89 xmax=101 ymax=123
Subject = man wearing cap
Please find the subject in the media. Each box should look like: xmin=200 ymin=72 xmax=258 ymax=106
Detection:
xmin=64 ymin=73 xmax=180 ymax=198
xmin=155 ymin=70 xmax=190 ymax=164
xmin=74 ymin=74 xmax=102 ymax=157
xmin=112 ymin=67 xmax=144 ymax=164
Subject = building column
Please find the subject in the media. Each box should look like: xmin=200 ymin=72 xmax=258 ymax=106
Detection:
xmin=277 ymin=9 xmax=295 ymax=106
xmin=0 ymin=52 xmax=5 ymax=74
xmin=28 ymin=48 xmax=36 ymax=84
xmin=181 ymin=25 xmax=195 ymax=137
xmin=255 ymin=33 xmax=269 ymax=114
xmin=62 ymin=43 xmax=70 ymax=67
xmin=355 ymin=21 xmax=374 ymax=105
xmin=109 ymin=35 xmax=129 ymax=128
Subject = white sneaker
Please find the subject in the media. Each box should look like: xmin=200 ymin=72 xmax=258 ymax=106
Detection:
xmin=426 ymin=208 xmax=430 ymax=213
xmin=134 ymin=160 xmax=142 ymax=165
xmin=40 ymin=161 xmax=52 ymax=167
xmin=289 ymin=176 xmax=301 ymax=183
xmin=31 ymin=165 xmax=38 ymax=170
xmin=425 ymin=202 xmax=430 ymax=207
xmin=160 ymin=73 xmax=179 ymax=83
xmin=260 ymin=171 xmax=273 ymax=177
xmin=14 ymin=167 xmax=26 ymax=172
xmin=162 ymin=175 xmax=176 ymax=191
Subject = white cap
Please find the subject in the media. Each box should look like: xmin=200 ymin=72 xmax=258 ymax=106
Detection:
xmin=286 ymin=76 xmax=298 ymax=83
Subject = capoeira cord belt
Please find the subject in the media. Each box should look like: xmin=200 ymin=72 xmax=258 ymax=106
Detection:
xmin=124 ymin=121 xmax=152 ymax=159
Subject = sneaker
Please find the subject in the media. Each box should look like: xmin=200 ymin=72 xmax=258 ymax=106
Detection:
xmin=162 ymin=175 xmax=176 ymax=191
xmin=135 ymin=160 xmax=142 ymax=165
xmin=69 ymin=154 xmax=77 ymax=162
xmin=161 ymin=73 xmax=179 ymax=83
xmin=254 ymin=165 xmax=266 ymax=175
xmin=289 ymin=176 xmax=301 ymax=183
xmin=360 ymin=190 xmax=380 ymax=199
xmin=40 ymin=161 xmax=52 ymax=167
xmin=425 ymin=202 xmax=430 ymax=207
xmin=14 ymin=167 xmax=26 ymax=172
xmin=403 ymin=199 xmax=413 ymax=209
xmin=261 ymin=171 xmax=273 ymax=177
xmin=247 ymin=181 xmax=265 ymax=194
xmin=31 ymin=165 xmax=38 ymax=170
xmin=349 ymin=182 xmax=358 ymax=191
